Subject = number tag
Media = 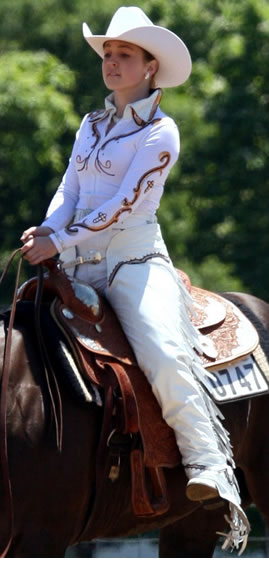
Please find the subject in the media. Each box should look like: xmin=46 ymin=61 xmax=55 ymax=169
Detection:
xmin=206 ymin=355 xmax=269 ymax=403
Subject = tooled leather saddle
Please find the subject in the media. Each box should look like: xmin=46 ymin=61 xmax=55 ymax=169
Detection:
xmin=17 ymin=259 xmax=260 ymax=520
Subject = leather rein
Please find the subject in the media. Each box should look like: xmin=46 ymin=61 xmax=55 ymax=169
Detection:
xmin=0 ymin=250 xmax=62 ymax=557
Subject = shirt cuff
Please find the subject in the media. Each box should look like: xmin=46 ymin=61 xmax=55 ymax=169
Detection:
xmin=42 ymin=218 xmax=61 ymax=232
xmin=49 ymin=232 xmax=65 ymax=253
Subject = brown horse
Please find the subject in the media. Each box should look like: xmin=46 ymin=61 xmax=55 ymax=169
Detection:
xmin=0 ymin=289 xmax=269 ymax=557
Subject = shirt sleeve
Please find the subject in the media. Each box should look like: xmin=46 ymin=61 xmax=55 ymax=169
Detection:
xmin=41 ymin=115 xmax=89 ymax=232
xmin=50 ymin=118 xmax=180 ymax=253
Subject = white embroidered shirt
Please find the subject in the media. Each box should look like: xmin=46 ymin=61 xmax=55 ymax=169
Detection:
xmin=42 ymin=89 xmax=180 ymax=252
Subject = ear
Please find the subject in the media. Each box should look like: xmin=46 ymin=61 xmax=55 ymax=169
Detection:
xmin=146 ymin=59 xmax=159 ymax=79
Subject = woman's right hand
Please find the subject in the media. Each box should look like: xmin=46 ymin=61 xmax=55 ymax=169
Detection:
xmin=20 ymin=226 xmax=54 ymax=243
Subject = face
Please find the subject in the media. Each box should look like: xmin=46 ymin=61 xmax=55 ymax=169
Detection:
xmin=102 ymin=40 xmax=157 ymax=94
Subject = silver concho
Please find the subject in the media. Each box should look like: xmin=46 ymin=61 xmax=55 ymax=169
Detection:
xmin=62 ymin=308 xmax=75 ymax=320
xmin=70 ymin=278 xmax=100 ymax=317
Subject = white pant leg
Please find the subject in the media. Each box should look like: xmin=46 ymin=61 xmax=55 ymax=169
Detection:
xmin=74 ymin=231 xmax=112 ymax=294
xmin=75 ymin=260 xmax=108 ymax=294
xmin=106 ymin=258 xmax=228 ymax=469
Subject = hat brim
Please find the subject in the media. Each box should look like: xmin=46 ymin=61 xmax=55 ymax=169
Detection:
xmin=83 ymin=23 xmax=191 ymax=88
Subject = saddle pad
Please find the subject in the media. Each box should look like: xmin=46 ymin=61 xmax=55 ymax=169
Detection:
xmin=191 ymin=288 xmax=259 ymax=368
xmin=206 ymin=346 xmax=269 ymax=403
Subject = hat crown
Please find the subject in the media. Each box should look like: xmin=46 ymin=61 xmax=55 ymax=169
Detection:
xmin=106 ymin=6 xmax=153 ymax=37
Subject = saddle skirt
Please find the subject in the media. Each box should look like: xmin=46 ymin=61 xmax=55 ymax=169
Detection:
xmin=188 ymin=287 xmax=269 ymax=404
xmin=190 ymin=286 xmax=259 ymax=368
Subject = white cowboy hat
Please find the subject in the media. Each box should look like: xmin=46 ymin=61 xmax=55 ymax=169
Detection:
xmin=82 ymin=6 xmax=192 ymax=88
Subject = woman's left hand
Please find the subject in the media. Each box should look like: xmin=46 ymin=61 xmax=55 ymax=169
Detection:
xmin=21 ymin=236 xmax=58 ymax=265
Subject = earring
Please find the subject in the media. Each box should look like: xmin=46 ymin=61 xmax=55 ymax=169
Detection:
xmin=145 ymin=71 xmax=150 ymax=80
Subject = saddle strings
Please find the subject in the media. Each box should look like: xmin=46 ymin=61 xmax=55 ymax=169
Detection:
xmin=35 ymin=264 xmax=63 ymax=451
xmin=0 ymin=248 xmax=23 ymax=556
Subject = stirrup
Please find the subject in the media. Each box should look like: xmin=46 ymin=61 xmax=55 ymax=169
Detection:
xmin=184 ymin=464 xmax=250 ymax=554
xmin=186 ymin=479 xmax=219 ymax=501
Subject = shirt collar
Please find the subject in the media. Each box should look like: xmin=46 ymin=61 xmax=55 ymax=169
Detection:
xmin=105 ymin=88 xmax=162 ymax=125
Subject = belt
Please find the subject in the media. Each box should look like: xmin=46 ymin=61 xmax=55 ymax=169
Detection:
xmin=59 ymin=250 xmax=105 ymax=270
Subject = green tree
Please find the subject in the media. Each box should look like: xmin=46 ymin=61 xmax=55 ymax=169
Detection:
xmin=0 ymin=0 xmax=268 ymax=299
xmin=163 ymin=0 xmax=269 ymax=298
xmin=0 ymin=50 xmax=79 ymax=244
xmin=0 ymin=50 xmax=79 ymax=301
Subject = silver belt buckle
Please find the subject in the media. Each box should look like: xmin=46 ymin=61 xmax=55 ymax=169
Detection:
xmin=89 ymin=250 xmax=102 ymax=264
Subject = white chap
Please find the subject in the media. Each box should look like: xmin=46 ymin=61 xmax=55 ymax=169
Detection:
xmin=62 ymin=213 xmax=250 ymax=552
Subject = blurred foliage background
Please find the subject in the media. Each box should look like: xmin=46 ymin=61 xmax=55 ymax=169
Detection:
xmin=0 ymin=0 xmax=269 ymax=304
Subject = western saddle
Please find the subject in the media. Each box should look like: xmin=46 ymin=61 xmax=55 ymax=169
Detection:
xmin=17 ymin=258 xmax=259 ymax=520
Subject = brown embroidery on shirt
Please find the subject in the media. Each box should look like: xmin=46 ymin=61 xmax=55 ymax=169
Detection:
xmin=148 ymin=89 xmax=162 ymax=122
xmin=92 ymin=212 xmax=108 ymax=224
xmin=65 ymin=207 xmax=132 ymax=235
xmin=64 ymin=150 xmax=171 ymax=236
xmin=95 ymin=156 xmax=113 ymax=175
xmin=88 ymin=110 xmax=109 ymax=122
xmin=78 ymin=91 xmax=162 ymax=174
xmin=144 ymin=180 xmax=155 ymax=193
xmin=131 ymin=89 xmax=162 ymax=126
xmin=131 ymin=109 xmax=145 ymax=127
xmin=76 ymin=110 xmax=110 ymax=172
xmin=122 ymin=151 xmax=170 ymax=207
xmin=94 ymin=118 xmax=162 ymax=176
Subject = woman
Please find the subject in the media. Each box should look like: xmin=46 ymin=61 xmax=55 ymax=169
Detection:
xmin=21 ymin=6 xmax=249 ymax=551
